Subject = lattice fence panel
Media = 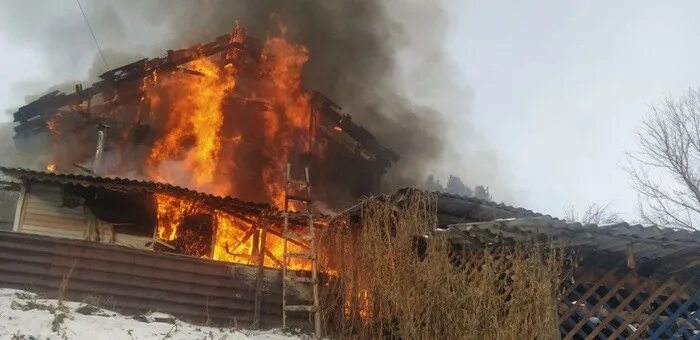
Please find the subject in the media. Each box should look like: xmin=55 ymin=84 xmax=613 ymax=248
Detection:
xmin=558 ymin=268 xmax=698 ymax=339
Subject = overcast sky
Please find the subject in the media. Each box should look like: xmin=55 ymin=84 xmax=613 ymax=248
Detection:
xmin=1 ymin=1 xmax=698 ymax=220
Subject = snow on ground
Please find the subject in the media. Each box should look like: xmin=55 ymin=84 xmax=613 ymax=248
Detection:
xmin=0 ymin=288 xmax=303 ymax=340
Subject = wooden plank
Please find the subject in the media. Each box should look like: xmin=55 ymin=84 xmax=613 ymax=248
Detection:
xmin=19 ymin=225 xmax=85 ymax=239
xmin=24 ymin=202 xmax=85 ymax=217
xmin=22 ymin=212 xmax=85 ymax=225
xmin=12 ymin=184 xmax=27 ymax=232
xmin=21 ymin=217 xmax=85 ymax=231
xmin=564 ymin=270 xmax=636 ymax=340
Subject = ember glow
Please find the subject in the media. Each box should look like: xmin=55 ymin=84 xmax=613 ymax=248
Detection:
xmin=45 ymin=163 xmax=57 ymax=172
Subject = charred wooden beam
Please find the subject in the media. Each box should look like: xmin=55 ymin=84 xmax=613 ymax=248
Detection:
xmin=252 ymin=225 xmax=268 ymax=328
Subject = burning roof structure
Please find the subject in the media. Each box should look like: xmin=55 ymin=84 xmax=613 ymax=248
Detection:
xmin=0 ymin=166 xmax=324 ymax=271
xmin=10 ymin=23 xmax=397 ymax=210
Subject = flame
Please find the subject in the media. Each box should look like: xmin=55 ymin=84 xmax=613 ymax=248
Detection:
xmin=147 ymin=56 xmax=236 ymax=196
xmin=25 ymin=21 xmax=320 ymax=270
xmin=260 ymin=33 xmax=312 ymax=208
xmin=155 ymin=193 xmax=312 ymax=271
xmin=213 ymin=212 xmax=255 ymax=264
xmin=143 ymin=23 xmax=311 ymax=210
xmin=139 ymin=22 xmax=318 ymax=270
xmin=154 ymin=193 xmax=196 ymax=241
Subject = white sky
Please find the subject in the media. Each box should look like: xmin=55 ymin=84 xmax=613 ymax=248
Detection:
xmin=441 ymin=1 xmax=700 ymax=219
xmin=1 ymin=1 xmax=699 ymax=220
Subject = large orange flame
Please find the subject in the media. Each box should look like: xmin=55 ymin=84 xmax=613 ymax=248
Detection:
xmin=260 ymin=35 xmax=312 ymax=208
xmin=141 ymin=23 xmax=314 ymax=270
xmin=147 ymin=56 xmax=236 ymax=196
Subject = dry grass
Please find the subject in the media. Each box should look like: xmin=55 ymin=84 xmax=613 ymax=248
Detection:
xmin=57 ymin=259 xmax=78 ymax=306
xmin=320 ymin=189 xmax=564 ymax=339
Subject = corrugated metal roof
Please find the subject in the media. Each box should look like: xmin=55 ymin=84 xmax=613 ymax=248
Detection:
xmin=372 ymin=188 xmax=700 ymax=267
xmin=446 ymin=217 xmax=700 ymax=262
xmin=0 ymin=167 xmax=282 ymax=220
xmin=436 ymin=191 xmax=547 ymax=224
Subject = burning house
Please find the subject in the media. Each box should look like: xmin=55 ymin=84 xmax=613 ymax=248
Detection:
xmin=0 ymin=23 xmax=398 ymax=334
xmin=1 ymin=21 xmax=699 ymax=339
xmin=0 ymin=165 xmax=327 ymax=328
xmin=10 ymin=23 xmax=397 ymax=209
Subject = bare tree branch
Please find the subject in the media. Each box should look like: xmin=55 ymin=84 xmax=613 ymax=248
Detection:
xmin=564 ymin=202 xmax=621 ymax=225
xmin=626 ymin=88 xmax=700 ymax=230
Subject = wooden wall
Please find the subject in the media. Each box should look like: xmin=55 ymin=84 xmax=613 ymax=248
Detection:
xmin=16 ymin=183 xmax=88 ymax=239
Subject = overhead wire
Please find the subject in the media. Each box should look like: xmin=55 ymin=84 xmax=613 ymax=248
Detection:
xmin=75 ymin=0 xmax=110 ymax=70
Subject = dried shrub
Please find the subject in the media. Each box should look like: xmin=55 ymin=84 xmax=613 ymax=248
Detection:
xmin=320 ymin=189 xmax=563 ymax=339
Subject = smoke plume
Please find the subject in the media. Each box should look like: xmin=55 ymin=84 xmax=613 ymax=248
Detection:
xmin=0 ymin=0 xmax=494 ymax=193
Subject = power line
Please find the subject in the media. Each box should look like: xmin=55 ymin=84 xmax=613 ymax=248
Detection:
xmin=75 ymin=0 xmax=109 ymax=70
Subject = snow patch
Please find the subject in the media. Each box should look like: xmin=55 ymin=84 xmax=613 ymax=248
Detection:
xmin=0 ymin=288 xmax=303 ymax=340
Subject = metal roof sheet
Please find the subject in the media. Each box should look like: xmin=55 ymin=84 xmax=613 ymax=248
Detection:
xmin=446 ymin=217 xmax=700 ymax=262
xmin=0 ymin=166 xmax=283 ymax=221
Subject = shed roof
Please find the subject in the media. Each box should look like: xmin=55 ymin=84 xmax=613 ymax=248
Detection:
xmin=445 ymin=217 xmax=700 ymax=261
xmin=356 ymin=188 xmax=700 ymax=270
xmin=0 ymin=166 xmax=293 ymax=223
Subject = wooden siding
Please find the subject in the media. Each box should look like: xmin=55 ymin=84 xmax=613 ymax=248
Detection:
xmin=0 ymin=188 xmax=18 ymax=231
xmin=19 ymin=184 xmax=88 ymax=239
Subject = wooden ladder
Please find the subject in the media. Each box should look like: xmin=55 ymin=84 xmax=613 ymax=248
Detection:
xmin=282 ymin=163 xmax=321 ymax=338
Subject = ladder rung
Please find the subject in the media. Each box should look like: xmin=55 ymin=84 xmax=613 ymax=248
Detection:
xmin=283 ymin=232 xmax=314 ymax=240
xmin=286 ymin=194 xmax=312 ymax=202
xmin=284 ymin=252 xmax=315 ymax=260
xmin=287 ymin=179 xmax=309 ymax=187
xmin=284 ymin=305 xmax=318 ymax=312
xmin=285 ymin=275 xmax=315 ymax=283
